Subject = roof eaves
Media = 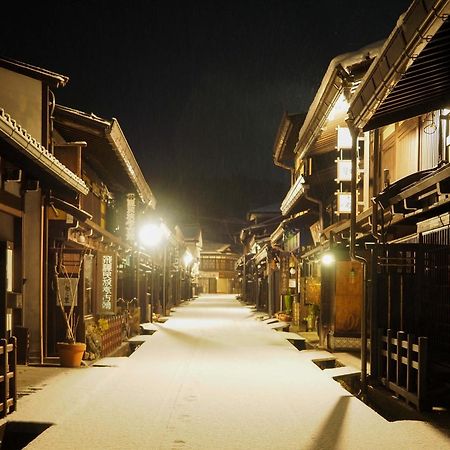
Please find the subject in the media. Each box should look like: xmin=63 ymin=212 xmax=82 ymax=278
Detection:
xmin=55 ymin=105 xmax=111 ymax=132
xmin=0 ymin=108 xmax=88 ymax=194
xmin=348 ymin=0 xmax=450 ymax=130
xmin=273 ymin=112 xmax=306 ymax=170
xmin=55 ymin=105 xmax=156 ymax=208
xmin=0 ymin=58 xmax=69 ymax=88
xmin=295 ymin=42 xmax=382 ymax=160
xmin=107 ymin=119 xmax=156 ymax=209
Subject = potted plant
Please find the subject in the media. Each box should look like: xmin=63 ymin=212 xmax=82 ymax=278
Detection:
xmin=55 ymin=249 xmax=86 ymax=367
xmin=85 ymin=318 xmax=109 ymax=361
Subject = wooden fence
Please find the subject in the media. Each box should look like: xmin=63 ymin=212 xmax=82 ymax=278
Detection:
xmin=100 ymin=315 xmax=123 ymax=357
xmin=0 ymin=337 xmax=17 ymax=418
xmin=378 ymin=329 xmax=428 ymax=411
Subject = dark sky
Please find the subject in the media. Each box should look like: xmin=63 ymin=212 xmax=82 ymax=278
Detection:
xmin=1 ymin=0 xmax=411 ymax=227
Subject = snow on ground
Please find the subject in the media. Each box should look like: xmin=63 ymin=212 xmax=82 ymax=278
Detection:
xmin=4 ymin=295 xmax=450 ymax=449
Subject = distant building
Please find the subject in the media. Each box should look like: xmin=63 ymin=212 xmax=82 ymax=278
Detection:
xmin=198 ymin=241 xmax=239 ymax=294
xmin=238 ymin=204 xmax=283 ymax=312
xmin=178 ymin=224 xmax=202 ymax=294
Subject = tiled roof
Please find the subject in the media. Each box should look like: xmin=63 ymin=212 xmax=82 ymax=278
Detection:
xmin=0 ymin=108 xmax=88 ymax=194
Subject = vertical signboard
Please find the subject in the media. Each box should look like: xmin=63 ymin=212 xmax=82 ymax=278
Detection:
xmin=57 ymin=278 xmax=79 ymax=306
xmin=101 ymin=254 xmax=115 ymax=312
xmin=336 ymin=126 xmax=353 ymax=215
xmin=280 ymin=253 xmax=290 ymax=295
xmin=125 ymin=193 xmax=136 ymax=243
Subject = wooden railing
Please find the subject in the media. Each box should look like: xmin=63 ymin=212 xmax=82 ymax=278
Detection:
xmin=378 ymin=329 xmax=428 ymax=411
xmin=0 ymin=337 xmax=17 ymax=418
xmin=100 ymin=315 xmax=123 ymax=357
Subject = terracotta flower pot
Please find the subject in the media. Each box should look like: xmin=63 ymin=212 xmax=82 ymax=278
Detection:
xmin=57 ymin=342 xmax=86 ymax=368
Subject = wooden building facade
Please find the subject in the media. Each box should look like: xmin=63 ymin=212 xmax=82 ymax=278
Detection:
xmin=1 ymin=58 xmax=192 ymax=365
xmin=0 ymin=58 xmax=89 ymax=362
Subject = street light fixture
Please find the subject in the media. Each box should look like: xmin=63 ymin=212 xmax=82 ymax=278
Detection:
xmin=321 ymin=252 xmax=335 ymax=266
xmin=138 ymin=223 xmax=164 ymax=248
xmin=183 ymin=250 xmax=194 ymax=267
xmin=138 ymin=220 xmax=171 ymax=317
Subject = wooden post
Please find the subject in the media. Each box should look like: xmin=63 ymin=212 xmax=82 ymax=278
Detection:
xmin=1 ymin=338 xmax=7 ymax=418
xmin=418 ymin=336 xmax=428 ymax=411
xmin=386 ymin=329 xmax=392 ymax=386
xmin=406 ymin=334 xmax=414 ymax=406
xmin=397 ymin=331 xmax=406 ymax=387
xmin=9 ymin=336 xmax=17 ymax=413
xmin=378 ymin=328 xmax=384 ymax=381
xmin=369 ymin=247 xmax=379 ymax=378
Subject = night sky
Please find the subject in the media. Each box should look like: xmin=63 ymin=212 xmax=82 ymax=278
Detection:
xmin=1 ymin=0 xmax=411 ymax=231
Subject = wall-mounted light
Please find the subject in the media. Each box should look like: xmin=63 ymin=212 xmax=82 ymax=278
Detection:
xmin=321 ymin=253 xmax=335 ymax=266
xmin=183 ymin=250 xmax=194 ymax=267
xmin=336 ymin=160 xmax=352 ymax=182
xmin=336 ymin=192 xmax=352 ymax=214
xmin=337 ymin=126 xmax=353 ymax=149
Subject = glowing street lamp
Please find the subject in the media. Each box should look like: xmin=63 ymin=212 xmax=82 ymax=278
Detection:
xmin=138 ymin=220 xmax=172 ymax=316
xmin=138 ymin=223 xmax=164 ymax=248
xmin=183 ymin=250 xmax=194 ymax=267
xmin=321 ymin=252 xmax=335 ymax=266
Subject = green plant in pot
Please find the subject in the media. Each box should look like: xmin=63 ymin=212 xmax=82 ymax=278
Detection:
xmin=55 ymin=249 xmax=86 ymax=367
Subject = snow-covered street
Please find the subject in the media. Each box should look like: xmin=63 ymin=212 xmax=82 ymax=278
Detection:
xmin=4 ymin=295 xmax=450 ymax=449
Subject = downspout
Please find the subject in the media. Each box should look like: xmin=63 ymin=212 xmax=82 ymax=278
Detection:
xmin=162 ymin=246 xmax=167 ymax=315
xmin=242 ymin=254 xmax=247 ymax=302
xmin=371 ymin=129 xmax=382 ymax=241
xmin=347 ymin=118 xmax=368 ymax=399
xmin=40 ymin=196 xmax=45 ymax=365
xmin=303 ymin=185 xmax=323 ymax=234
xmin=369 ymin=128 xmax=382 ymax=380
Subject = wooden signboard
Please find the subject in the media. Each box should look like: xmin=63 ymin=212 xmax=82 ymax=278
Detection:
xmin=334 ymin=261 xmax=362 ymax=333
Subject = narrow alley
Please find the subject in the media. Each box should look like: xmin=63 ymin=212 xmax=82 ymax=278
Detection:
xmin=3 ymin=295 xmax=450 ymax=449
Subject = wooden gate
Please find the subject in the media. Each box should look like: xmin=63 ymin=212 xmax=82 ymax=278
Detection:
xmin=379 ymin=329 xmax=428 ymax=410
xmin=0 ymin=337 xmax=17 ymax=418
xmin=373 ymin=238 xmax=450 ymax=409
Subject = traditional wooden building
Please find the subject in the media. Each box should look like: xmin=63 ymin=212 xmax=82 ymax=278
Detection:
xmin=277 ymin=43 xmax=381 ymax=350
xmin=179 ymin=224 xmax=202 ymax=296
xmin=0 ymin=58 xmax=89 ymax=363
xmin=50 ymin=105 xmax=157 ymax=357
xmin=271 ymin=112 xmax=313 ymax=325
xmin=238 ymin=204 xmax=282 ymax=311
xmin=1 ymin=57 xmax=193 ymax=367
xmin=199 ymin=241 xmax=239 ymax=295
xmin=347 ymin=0 xmax=450 ymax=409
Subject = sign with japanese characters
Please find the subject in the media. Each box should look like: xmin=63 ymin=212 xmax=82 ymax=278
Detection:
xmin=101 ymin=255 xmax=113 ymax=311
xmin=125 ymin=193 xmax=136 ymax=242
xmin=57 ymin=278 xmax=79 ymax=307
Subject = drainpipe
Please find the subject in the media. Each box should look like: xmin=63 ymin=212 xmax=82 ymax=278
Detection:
xmin=303 ymin=186 xmax=323 ymax=235
xmin=371 ymin=129 xmax=382 ymax=242
xmin=162 ymin=246 xmax=167 ymax=316
xmin=347 ymin=118 xmax=368 ymax=399
xmin=242 ymin=254 xmax=247 ymax=302
xmin=369 ymin=128 xmax=382 ymax=380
